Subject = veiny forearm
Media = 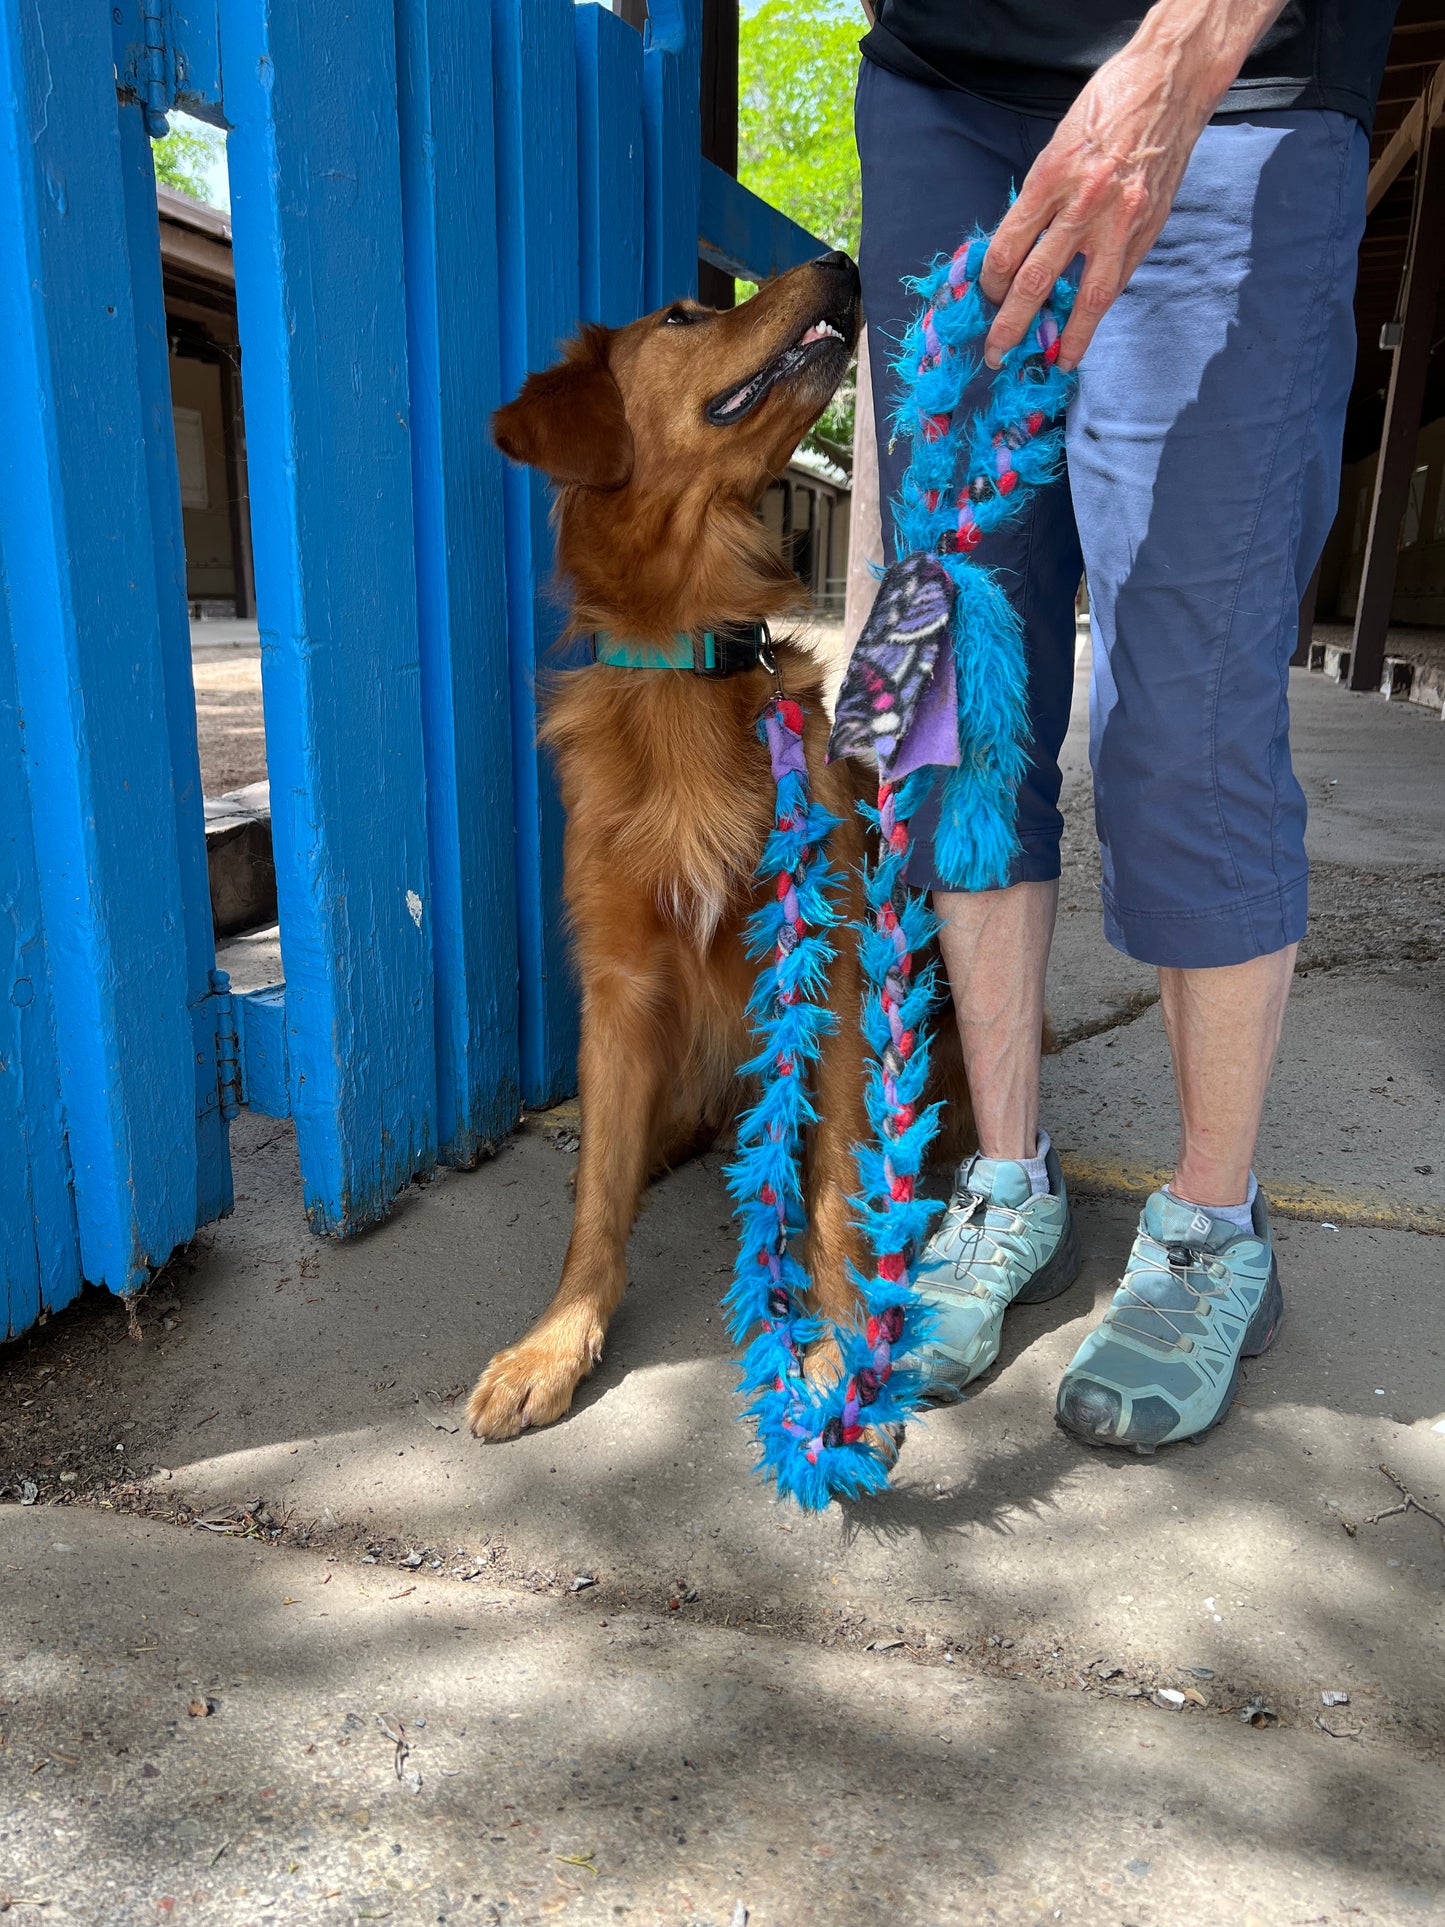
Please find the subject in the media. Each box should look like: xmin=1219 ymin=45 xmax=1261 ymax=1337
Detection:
xmin=980 ymin=0 xmax=1290 ymax=368
xmin=1055 ymin=0 xmax=1292 ymax=192
xmin=1128 ymin=0 xmax=1291 ymax=110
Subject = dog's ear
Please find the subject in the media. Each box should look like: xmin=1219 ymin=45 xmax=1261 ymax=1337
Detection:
xmin=491 ymin=326 xmax=633 ymax=490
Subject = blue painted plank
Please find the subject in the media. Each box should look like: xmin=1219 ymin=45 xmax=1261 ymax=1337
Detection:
xmin=117 ymin=103 xmax=234 ymax=1232
xmin=492 ymin=0 xmax=582 ymax=1107
xmin=236 ymin=986 xmax=290 ymax=1120
xmin=396 ymin=0 xmax=522 ymax=1163
xmin=219 ymin=0 xmax=439 ymax=1233
xmin=0 ymin=550 xmax=82 ymax=1340
xmin=640 ymin=0 xmax=702 ymax=308
xmin=576 ymin=5 xmax=645 ymax=329
xmin=164 ymin=0 xmax=224 ymax=118
xmin=699 ymin=161 xmax=825 ymax=285
xmin=0 ymin=0 xmax=202 ymax=1293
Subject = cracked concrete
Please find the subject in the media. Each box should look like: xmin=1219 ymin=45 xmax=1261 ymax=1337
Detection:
xmin=3 ymin=662 xmax=1444 ymax=1925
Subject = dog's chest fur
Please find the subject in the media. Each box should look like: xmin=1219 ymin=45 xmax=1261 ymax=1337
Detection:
xmin=543 ymin=661 xmax=811 ymax=948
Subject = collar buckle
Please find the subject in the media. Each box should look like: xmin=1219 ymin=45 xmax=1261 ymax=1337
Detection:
xmin=692 ymin=621 xmax=768 ymax=678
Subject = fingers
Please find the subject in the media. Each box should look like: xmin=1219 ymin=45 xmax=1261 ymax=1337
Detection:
xmin=983 ymin=220 xmax=1081 ymax=369
xmin=979 ymin=172 xmax=1058 ymax=307
xmin=1054 ymin=253 xmax=1124 ymax=371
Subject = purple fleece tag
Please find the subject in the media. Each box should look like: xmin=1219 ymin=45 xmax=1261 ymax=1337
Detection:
xmin=763 ymin=705 xmax=808 ymax=783
xmin=828 ymin=553 xmax=960 ymax=777
xmin=893 ymin=639 xmax=959 ymax=776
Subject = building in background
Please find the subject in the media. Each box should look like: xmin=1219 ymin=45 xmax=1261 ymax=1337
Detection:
xmin=1302 ymin=4 xmax=1445 ymax=686
xmin=761 ymin=445 xmax=852 ymax=618
xmin=158 ymin=185 xmax=253 ymax=618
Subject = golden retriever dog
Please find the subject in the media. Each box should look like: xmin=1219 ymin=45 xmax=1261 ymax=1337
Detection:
xmin=468 ymin=252 xmax=966 ymax=1441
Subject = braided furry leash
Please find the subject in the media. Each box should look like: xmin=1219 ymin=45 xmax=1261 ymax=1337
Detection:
xmin=725 ymin=228 xmax=1078 ymax=1509
xmin=723 ymin=698 xmax=934 ymax=1508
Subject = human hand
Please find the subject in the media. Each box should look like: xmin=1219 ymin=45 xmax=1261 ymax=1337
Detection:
xmin=979 ymin=0 xmax=1286 ymax=371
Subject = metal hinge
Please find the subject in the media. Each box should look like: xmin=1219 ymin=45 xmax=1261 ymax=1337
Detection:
xmin=211 ymin=966 xmax=242 ymax=1121
xmin=138 ymin=3 xmax=171 ymax=137
xmin=113 ymin=0 xmax=227 ymax=140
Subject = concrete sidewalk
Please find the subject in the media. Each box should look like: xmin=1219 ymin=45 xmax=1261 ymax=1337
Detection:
xmin=3 ymin=663 xmax=1444 ymax=1925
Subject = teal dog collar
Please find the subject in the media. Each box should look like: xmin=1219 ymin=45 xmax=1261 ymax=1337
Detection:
xmin=590 ymin=622 xmax=770 ymax=678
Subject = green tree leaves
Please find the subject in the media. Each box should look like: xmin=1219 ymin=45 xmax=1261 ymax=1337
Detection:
xmin=740 ymin=0 xmax=864 ymax=468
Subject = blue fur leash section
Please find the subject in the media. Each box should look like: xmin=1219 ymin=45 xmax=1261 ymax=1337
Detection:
xmin=723 ymin=229 xmax=1077 ymax=1512
xmin=888 ymin=229 xmax=1078 ymax=890
xmin=723 ymin=700 xmax=937 ymax=1510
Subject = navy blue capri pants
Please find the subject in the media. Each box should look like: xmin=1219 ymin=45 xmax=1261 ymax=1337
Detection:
xmin=856 ymin=61 xmax=1367 ymax=968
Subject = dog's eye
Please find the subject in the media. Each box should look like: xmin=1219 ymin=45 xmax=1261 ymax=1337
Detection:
xmin=661 ymin=305 xmax=699 ymax=327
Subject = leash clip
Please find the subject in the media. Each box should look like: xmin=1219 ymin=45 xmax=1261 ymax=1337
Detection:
xmin=757 ymin=621 xmax=784 ymax=698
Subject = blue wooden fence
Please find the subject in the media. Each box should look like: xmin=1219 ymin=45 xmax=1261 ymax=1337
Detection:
xmin=0 ymin=0 xmax=822 ymax=1341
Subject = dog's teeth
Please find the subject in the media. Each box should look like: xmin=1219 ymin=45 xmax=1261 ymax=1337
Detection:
xmin=799 ymin=318 xmax=843 ymax=346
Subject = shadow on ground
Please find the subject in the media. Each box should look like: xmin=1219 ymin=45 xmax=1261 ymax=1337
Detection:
xmin=5 ymin=1505 xmax=1443 ymax=1925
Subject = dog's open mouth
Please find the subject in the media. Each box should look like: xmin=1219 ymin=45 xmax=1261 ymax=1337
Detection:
xmin=705 ymin=312 xmax=853 ymax=428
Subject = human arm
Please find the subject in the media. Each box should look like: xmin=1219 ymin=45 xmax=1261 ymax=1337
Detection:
xmin=980 ymin=0 xmax=1289 ymax=370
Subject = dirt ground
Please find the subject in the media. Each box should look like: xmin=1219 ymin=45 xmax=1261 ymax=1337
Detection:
xmin=191 ymin=623 xmax=265 ymax=796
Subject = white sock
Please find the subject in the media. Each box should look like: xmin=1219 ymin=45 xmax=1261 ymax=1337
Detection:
xmin=1165 ymin=1171 xmax=1257 ymax=1233
xmin=1019 ymin=1128 xmax=1053 ymax=1198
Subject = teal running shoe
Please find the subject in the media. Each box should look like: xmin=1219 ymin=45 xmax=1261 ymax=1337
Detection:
xmin=908 ymin=1145 xmax=1081 ymax=1401
xmin=1056 ymin=1186 xmax=1284 ymax=1454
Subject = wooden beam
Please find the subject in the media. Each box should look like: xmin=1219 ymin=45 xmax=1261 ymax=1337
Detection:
xmin=1367 ymin=54 xmax=1445 ymax=212
xmin=1350 ymin=113 xmax=1445 ymax=690
xmin=698 ymin=0 xmax=738 ymax=307
xmin=698 ymin=160 xmax=822 ymax=283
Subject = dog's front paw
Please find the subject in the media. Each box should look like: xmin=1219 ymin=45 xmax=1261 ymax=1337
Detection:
xmin=466 ymin=1335 xmax=595 ymax=1441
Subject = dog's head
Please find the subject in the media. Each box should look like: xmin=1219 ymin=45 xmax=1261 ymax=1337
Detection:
xmin=493 ymin=250 xmax=859 ymax=497
xmin=491 ymin=253 xmax=860 ymax=633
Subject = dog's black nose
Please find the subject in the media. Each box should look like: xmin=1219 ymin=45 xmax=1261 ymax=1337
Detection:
xmin=815 ymin=249 xmax=854 ymax=272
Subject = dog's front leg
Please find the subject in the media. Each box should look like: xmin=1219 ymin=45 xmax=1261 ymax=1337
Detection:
xmin=804 ymin=938 xmax=870 ymax=1335
xmin=468 ymin=947 xmax=675 ymax=1440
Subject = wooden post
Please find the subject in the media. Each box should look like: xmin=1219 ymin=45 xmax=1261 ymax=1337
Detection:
xmin=492 ymin=0 xmax=584 ymax=1106
xmin=1350 ymin=116 xmax=1445 ymax=691
xmin=1292 ymin=556 xmax=1322 ymax=669
xmin=640 ymin=0 xmax=704 ymax=309
xmin=216 ymin=348 xmax=253 ymax=621
xmin=0 ymin=0 xmax=210 ymax=1293
xmin=844 ymin=331 xmax=884 ymax=652
xmin=698 ymin=0 xmax=738 ymax=308
xmin=397 ymin=0 xmax=523 ymax=1162
xmin=577 ymin=4 xmax=646 ymax=329
xmin=220 ymin=0 xmax=440 ymax=1231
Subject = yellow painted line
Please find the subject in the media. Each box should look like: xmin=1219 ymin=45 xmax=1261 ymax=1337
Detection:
xmin=1060 ymin=1154 xmax=1445 ymax=1237
xmin=522 ymin=1109 xmax=1444 ymax=1235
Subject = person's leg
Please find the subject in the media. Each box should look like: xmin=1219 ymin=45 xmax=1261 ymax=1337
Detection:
xmin=856 ymin=62 xmax=1082 ymax=1166
xmin=856 ymin=66 xmax=1085 ymax=1396
xmin=1056 ymin=107 xmax=1367 ymax=1450
xmin=1162 ymin=944 xmax=1297 ymax=1209
xmin=934 ymin=879 xmax=1058 ymax=1162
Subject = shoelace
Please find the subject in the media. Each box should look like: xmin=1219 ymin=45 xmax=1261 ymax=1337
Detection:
xmin=1106 ymin=1235 xmax=1230 ymax=1350
xmin=933 ymin=1190 xmax=1035 ymax=1297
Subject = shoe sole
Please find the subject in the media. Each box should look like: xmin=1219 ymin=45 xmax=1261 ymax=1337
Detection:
xmin=1056 ymin=1255 xmax=1285 ymax=1457
xmin=918 ymin=1210 xmax=1084 ymax=1406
